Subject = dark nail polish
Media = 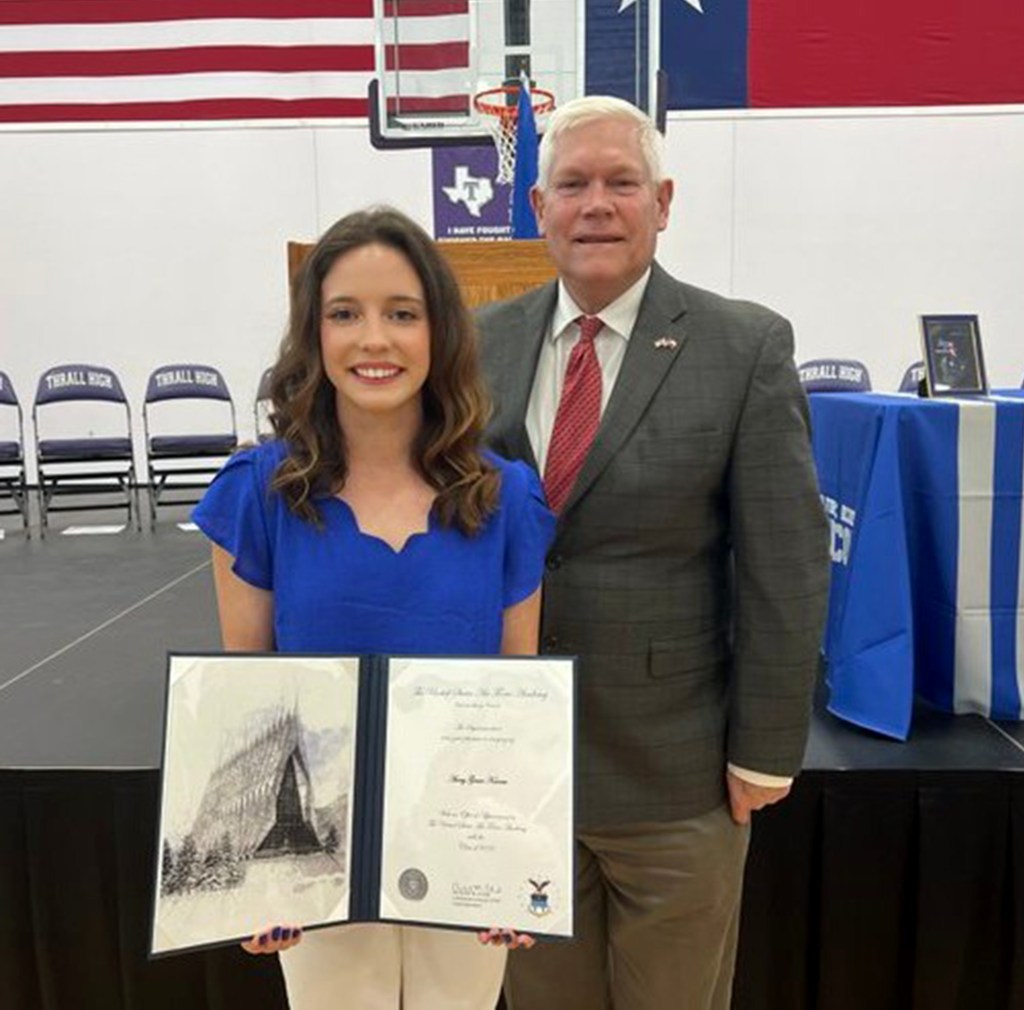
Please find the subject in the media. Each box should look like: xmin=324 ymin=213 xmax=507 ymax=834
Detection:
xmin=271 ymin=926 xmax=282 ymax=941
xmin=258 ymin=934 xmax=267 ymax=946
xmin=281 ymin=928 xmax=291 ymax=940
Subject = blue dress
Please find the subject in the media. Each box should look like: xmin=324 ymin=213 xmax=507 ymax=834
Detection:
xmin=192 ymin=440 xmax=554 ymax=655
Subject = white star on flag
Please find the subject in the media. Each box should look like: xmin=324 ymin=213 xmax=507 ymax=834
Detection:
xmin=618 ymin=0 xmax=702 ymax=12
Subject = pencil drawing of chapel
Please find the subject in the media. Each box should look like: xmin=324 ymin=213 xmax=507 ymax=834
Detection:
xmin=191 ymin=708 xmax=323 ymax=858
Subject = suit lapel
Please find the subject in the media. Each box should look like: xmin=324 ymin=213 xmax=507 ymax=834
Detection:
xmin=494 ymin=283 xmax=556 ymax=471
xmin=560 ymin=264 xmax=690 ymax=516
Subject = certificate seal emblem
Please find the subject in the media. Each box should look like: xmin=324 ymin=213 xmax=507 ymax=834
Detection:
xmin=399 ymin=868 xmax=429 ymax=901
xmin=523 ymin=877 xmax=554 ymax=917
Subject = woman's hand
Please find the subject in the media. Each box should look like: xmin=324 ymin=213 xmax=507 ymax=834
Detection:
xmin=241 ymin=923 xmax=304 ymax=955
xmin=476 ymin=928 xmax=536 ymax=950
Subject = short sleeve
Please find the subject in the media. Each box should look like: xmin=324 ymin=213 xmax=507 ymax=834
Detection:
xmin=500 ymin=459 xmax=556 ymax=608
xmin=191 ymin=446 xmax=275 ymax=590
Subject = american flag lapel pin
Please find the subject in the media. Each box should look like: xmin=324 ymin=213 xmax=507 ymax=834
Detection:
xmin=654 ymin=336 xmax=678 ymax=350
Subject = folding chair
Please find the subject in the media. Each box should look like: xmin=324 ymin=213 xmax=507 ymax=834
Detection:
xmin=33 ymin=363 xmax=139 ymax=534
xmin=798 ymin=358 xmax=872 ymax=393
xmin=143 ymin=364 xmax=238 ymax=527
xmin=0 ymin=371 xmax=30 ymax=532
xmin=898 ymin=360 xmax=926 ymax=393
xmin=254 ymin=366 xmax=274 ymax=442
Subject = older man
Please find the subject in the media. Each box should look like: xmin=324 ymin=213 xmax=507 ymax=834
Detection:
xmin=478 ymin=96 xmax=829 ymax=1010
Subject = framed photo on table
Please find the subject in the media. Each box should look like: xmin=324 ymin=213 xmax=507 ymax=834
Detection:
xmin=919 ymin=314 xmax=988 ymax=397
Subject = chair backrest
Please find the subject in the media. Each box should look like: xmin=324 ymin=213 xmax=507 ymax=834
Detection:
xmin=145 ymin=364 xmax=232 ymax=404
xmin=0 ymin=371 xmax=28 ymax=529
xmin=254 ymin=367 xmax=274 ymax=441
xmin=255 ymin=366 xmax=273 ymax=403
xmin=33 ymin=363 xmax=132 ymax=452
xmin=898 ymin=360 xmax=926 ymax=393
xmin=31 ymin=364 xmax=137 ymax=531
xmin=143 ymin=364 xmax=237 ymax=455
xmin=0 ymin=370 xmax=25 ymax=458
xmin=35 ymin=363 xmax=128 ymax=406
xmin=0 ymin=370 xmax=20 ymax=407
xmin=798 ymin=358 xmax=872 ymax=393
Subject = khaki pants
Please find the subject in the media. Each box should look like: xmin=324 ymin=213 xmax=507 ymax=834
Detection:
xmin=505 ymin=806 xmax=750 ymax=1010
xmin=280 ymin=922 xmax=507 ymax=1010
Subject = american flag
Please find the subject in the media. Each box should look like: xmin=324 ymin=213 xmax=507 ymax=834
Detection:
xmin=0 ymin=0 xmax=469 ymax=124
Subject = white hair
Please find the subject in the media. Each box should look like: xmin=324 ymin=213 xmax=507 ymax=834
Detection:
xmin=536 ymin=95 xmax=665 ymax=189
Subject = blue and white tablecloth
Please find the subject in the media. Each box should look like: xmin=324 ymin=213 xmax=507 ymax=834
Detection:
xmin=810 ymin=390 xmax=1024 ymax=738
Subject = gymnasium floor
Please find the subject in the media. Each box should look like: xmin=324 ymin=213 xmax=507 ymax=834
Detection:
xmin=0 ymin=507 xmax=218 ymax=769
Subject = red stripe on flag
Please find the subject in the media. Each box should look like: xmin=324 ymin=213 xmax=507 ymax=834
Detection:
xmin=0 ymin=97 xmax=368 ymax=122
xmin=382 ymin=1 xmax=469 ymax=18
xmin=384 ymin=41 xmax=467 ymax=71
xmin=0 ymin=1 xmax=374 ymax=26
xmin=0 ymin=46 xmax=375 ymax=77
xmin=749 ymin=0 xmax=1024 ymax=108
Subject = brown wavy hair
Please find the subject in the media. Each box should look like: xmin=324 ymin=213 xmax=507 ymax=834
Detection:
xmin=268 ymin=206 xmax=499 ymax=534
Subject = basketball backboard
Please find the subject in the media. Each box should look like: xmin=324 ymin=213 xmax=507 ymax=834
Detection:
xmin=369 ymin=0 xmax=585 ymax=148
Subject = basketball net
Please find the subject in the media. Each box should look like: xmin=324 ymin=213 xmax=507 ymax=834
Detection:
xmin=474 ymin=84 xmax=555 ymax=185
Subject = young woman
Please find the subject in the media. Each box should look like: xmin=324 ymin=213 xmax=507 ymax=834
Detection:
xmin=192 ymin=207 xmax=553 ymax=1010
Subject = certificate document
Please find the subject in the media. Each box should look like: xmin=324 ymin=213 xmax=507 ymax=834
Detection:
xmin=151 ymin=653 xmax=574 ymax=957
xmin=379 ymin=657 xmax=574 ymax=937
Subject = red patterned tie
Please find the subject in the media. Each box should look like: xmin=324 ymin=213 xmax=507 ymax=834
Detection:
xmin=543 ymin=315 xmax=603 ymax=513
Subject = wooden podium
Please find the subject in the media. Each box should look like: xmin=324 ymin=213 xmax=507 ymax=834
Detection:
xmin=287 ymin=238 xmax=556 ymax=310
xmin=434 ymin=239 xmax=557 ymax=307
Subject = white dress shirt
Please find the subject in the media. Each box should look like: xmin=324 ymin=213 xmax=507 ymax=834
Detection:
xmin=525 ymin=270 xmax=791 ymax=792
xmin=525 ymin=272 xmax=647 ymax=475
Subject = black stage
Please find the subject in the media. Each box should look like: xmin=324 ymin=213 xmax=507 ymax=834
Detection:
xmin=1 ymin=519 xmax=1022 ymax=1009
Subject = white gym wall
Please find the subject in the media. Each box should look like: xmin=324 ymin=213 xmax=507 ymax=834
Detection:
xmin=3 ymin=106 xmax=1024 ymax=472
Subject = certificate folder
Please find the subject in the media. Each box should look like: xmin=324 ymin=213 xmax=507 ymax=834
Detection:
xmin=151 ymin=653 xmax=575 ymax=957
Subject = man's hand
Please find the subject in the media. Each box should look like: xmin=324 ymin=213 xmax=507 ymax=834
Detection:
xmin=726 ymin=771 xmax=791 ymax=825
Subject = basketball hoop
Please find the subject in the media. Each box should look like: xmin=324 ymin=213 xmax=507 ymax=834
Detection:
xmin=474 ymin=84 xmax=556 ymax=185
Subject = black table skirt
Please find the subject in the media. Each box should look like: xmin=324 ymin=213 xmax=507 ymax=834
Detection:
xmin=3 ymin=768 xmax=1022 ymax=1010
xmin=0 ymin=770 xmax=284 ymax=1010
xmin=735 ymin=770 xmax=1024 ymax=1010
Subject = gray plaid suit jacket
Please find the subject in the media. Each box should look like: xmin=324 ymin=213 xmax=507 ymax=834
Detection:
xmin=477 ymin=262 xmax=830 ymax=827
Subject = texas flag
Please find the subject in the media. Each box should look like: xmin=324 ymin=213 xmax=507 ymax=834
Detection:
xmin=593 ymin=0 xmax=1024 ymax=111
